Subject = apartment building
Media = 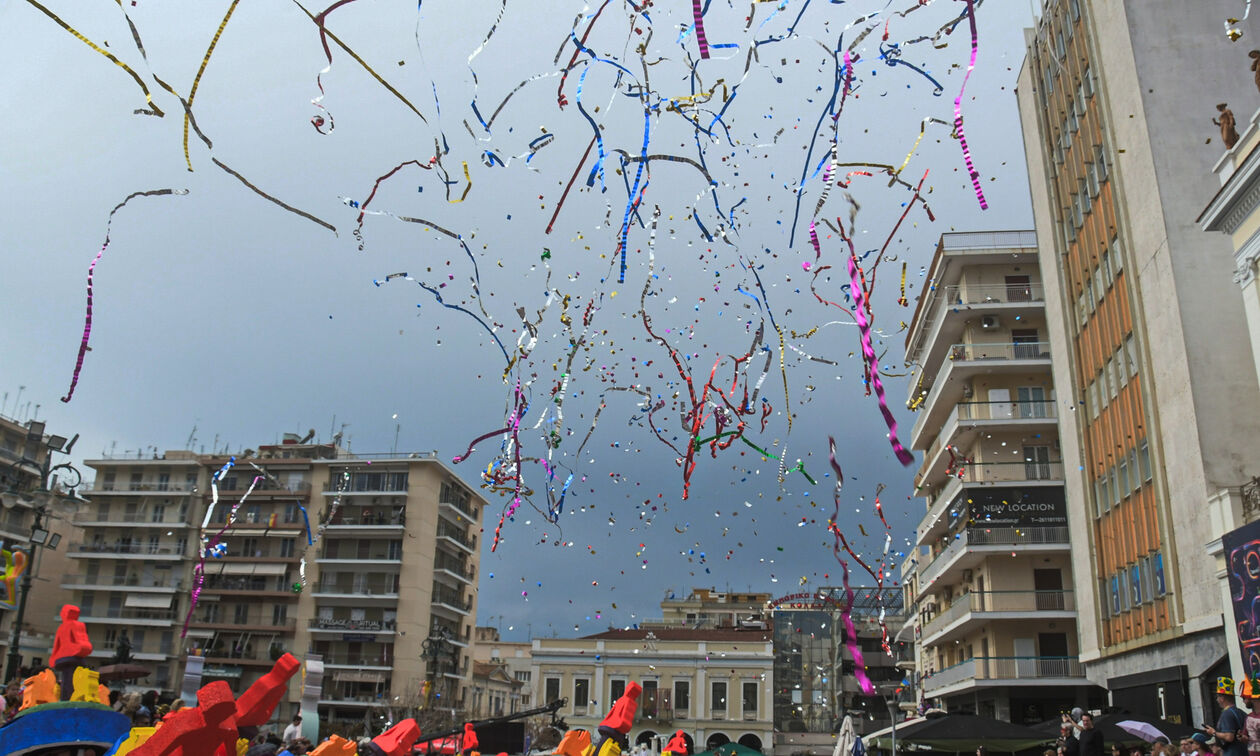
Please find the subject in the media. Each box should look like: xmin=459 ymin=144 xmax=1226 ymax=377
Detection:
xmin=531 ymin=626 xmax=774 ymax=755
xmin=69 ymin=434 xmax=486 ymax=728
xmin=771 ymin=587 xmax=907 ymax=755
xmin=293 ymin=451 xmax=485 ymax=730
xmin=473 ymin=626 xmax=534 ymax=711
xmin=645 ymin=588 xmax=772 ymax=629
xmin=904 ymin=230 xmax=1102 ymax=721
xmin=0 ymin=415 xmax=80 ymax=672
xmin=71 ymin=450 xmax=204 ymax=692
xmin=1016 ymin=0 xmax=1260 ymax=724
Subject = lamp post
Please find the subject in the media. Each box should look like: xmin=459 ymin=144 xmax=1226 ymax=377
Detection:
xmin=2 ymin=423 xmax=79 ymax=682
xmin=422 ymin=626 xmax=456 ymax=710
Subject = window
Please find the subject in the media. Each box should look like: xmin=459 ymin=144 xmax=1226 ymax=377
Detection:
xmin=711 ymin=681 xmax=727 ymax=713
xmin=544 ymin=678 xmax=560 ymax=704
xmin=1139 ymin=439 xmax=1152 ymax=481
xmin=1095 ymin=144 xmax=1108 ymax=181
xmin=1086 ymin=160 xmax=1099 ymax=197
xmin=1102 ymin=251 xmax=1113 ymax=287
xmin=1116 ymin=347 xmax=1129 ymax=388
xmin=1089 ymin=381 xmax=1100 ymax=419
xmin=1095 ymin=476 xmax=1108 ymax=516
xmin=273 ymin=604 xmax=288 ymax=626
xmin=158 ymin=472 xmax=170 ymax=491
xmin=1070 ymin=0 xmax=1081 ymax=21
xmin=151 ymin=504 xmax=166 ymax=523
xmin=186 ymin=472 xmax=197 ymax=490
xmin=242 ymin=538 xmax=259 ymax=556
xmin=1129 ymin=449 xmax=1140 ymax=491
xmin=573 ymin=678 xmax=590 ymax=708
xmin=1125 ymin=334 xmax=1139 ymax=377
xmin=234 ymin=603 xmax=249 ymax=624
xmin=285 ymin=502 xmax=299 ymax=523
xmin=1080 ymin=179 xmax=1092 ymax=214
xmin=1130 ymin=564 xmax=1143 ymax=606
xmin=1118 ymin=460 xmax=1129 ymax=498
xmin=1069 ymin=108 xmax=1080 ymax=134
xmin=1078 ymin=292 xmax=1089 ymax=327
xmin=1072 ymin=193 xmax=1084 ymax=228
xmin=1153 ymin=552 xmax=1167 ymax=596
xmin=280 ymin=538 xmax=295 ymax=558
xmin=1093 ymin=266 xmax=1106 ymax=305
xmin=742 ymin=682 xmax=758 ymax=715
xmin=1100 ymin=370 xmax=1110 ymax=410
xmin=1109 ymin=357 xmax=1121 ymax=399
xmin=1112 ymin=236 xmax=1124 ymax=272
xmin=674 ymin=680 xmax=690 ymax=716
xmin=1099 ymin=578 xmax=1111 ymax=619
xmin=1111 ymin=470 xmax=1122 ymax=508
xmin=1044 ymin=65 xmax=1054 ymax=95
xmin=610 ymin=679 xmax=626 ymax=701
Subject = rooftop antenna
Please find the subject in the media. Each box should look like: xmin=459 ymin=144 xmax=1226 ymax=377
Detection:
xmin=31 ymin=404 xmax=39 ymax=421
xmin=14 ymin=386 xmax=24 ymax=420
xmin=392 ymin=418 xmax=401 ymax=454
xmin=1 ymin=392 xmax=8 ymax=417
xmin=185 ymin=422 xmax=198 ymax=450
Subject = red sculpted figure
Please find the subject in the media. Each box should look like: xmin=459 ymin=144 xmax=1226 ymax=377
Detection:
xmin=462 ymin=723 xmax=479 ymax=755
xmin=595 ymin=681 xmax=641 ymax=753
xmin=664 ymin=731 xmax=688 ymax=756
xmin=51 ymin=604 xmax=93 ymax=701
xmin=362 ymin=718 xmax=421 ymax=756
xmin=234 ymin=653 xmax=300 ymax=727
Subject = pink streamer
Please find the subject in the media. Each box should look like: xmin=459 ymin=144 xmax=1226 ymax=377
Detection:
xmin=826 ymin=438 xmax=875 ymax=696
xmin=61 ymin=188 xmax=188 ymax=403
xmin=691 ymin=0 xmax=710 ymax=59
xmin=953 ymin=0 xmax=988 ymax=210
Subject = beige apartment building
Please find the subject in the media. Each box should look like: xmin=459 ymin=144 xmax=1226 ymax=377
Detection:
xmin=68 ymin=434 xmax=486 ymax=727
xmin=531 ymin=627 xmax=774 ymax=755
xmin=1016 ymin=0 xmax=1260 ymax=725
xmin=0 ymin=414 xmax=81 ymax=673
xmin=904 ymin=230 xmax=1102 ymax=722
xmin=473 ymin=626 xmax=534 ymax=713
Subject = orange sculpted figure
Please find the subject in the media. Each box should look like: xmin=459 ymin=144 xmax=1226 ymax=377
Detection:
xmin=20 ymin=669 xmax=59 ymax=710
xmin=553 ymin=730 xmax=592 ymax=756
xmin=310 ymin=735 xmax=358 ymax=756
xmin=51 ymin=604 xmax=93 ymax=701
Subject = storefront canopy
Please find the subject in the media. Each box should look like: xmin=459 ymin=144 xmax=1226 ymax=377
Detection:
xmin=867 ymin=713 xmax=1052 ymax=753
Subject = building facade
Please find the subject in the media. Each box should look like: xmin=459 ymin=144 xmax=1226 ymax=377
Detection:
xmin=473 ymin=626 xmax=534 ymax=712
xmin=771 ymin=587 xmax=907 ymax=755
xmin=1016 ymin=0 xmax=1260 ymax=724
xmin=904 ymin=230 xmax=1102 ymax=721
xmin=0 ymin=415 xmax=81 ymax=673
xmin=531 ymin=628 xmax=774 ymax=755
xmin=69 ymin=435 xmax=486 ymax=729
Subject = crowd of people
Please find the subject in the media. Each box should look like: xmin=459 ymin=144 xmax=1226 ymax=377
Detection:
xmin=1043 ymin=677 xmax=1260 ymax=756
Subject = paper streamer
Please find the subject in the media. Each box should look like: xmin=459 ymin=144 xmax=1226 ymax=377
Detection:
xmin=183 ymin=0 xmax=242 ymax=170
xmin=953 ymin=0 xmax=988 ymax=210
xmin=826 ymin=438 xmax=876 ymax=696
xmin=61 ymin=188 xmax=189 ymax=404
xmin=691 ymin=0 xmax=711 ymax=59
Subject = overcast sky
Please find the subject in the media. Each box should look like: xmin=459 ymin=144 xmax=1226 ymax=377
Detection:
xmin=0 ymin=0 xmax=1039 ymax=640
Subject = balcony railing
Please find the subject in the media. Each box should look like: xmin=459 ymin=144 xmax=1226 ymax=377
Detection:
xmin=950 ymin=460 xmax=1063 ymax=485
xmin=61 ymin=574 xmax=183 ymax=591
xmin=922 ymin=401 xmax=1057 ymax=474
xmin=440 ymin=498 xmax=478 ymax=521
xmin=326 ymin=512 xmax=406 ymax=527
xmin=317 ymin=550 xmax=402 ymax=562
xmin=938 ymin=283 xmax=1045 ymax=306
xmin=314 ymin=581 xmax=399 ymax=596
xmin=920 ymin=526 xmax=1069 ymax=584
xmin=922 ymin=656 xmax=1084 ymax=693
xmin=319 ymin=654 xmax=395 ymax=667
xmin=72 ymin=511 xmax=192 ymax=525
xmin=81 ymin=608 xmax=176 ymax=622
xmin=432 ymin=586 xmax=472 ymax=611
xmin=433 ymin=557 xmax=476 ymax=581
xmin=309 ymin=618 xmax=397 ymax=632
xmin=71 ymin=543 xmax=184 ymax=557
xmin=948 ymin=341 xmax=1051 ymax=362
xmin=922 ymin=590 xmax=1075 ymax=638
xmin=436 ymin=527 xmax=476 ymax=551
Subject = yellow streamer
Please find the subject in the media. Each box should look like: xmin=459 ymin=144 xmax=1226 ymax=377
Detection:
xmin=184 ymin=0 xmax=243 ymax=171
xmin=23 ymin=0 xmax=163 ymax=117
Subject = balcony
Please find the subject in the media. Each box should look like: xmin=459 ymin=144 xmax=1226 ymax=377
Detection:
xmin=640 ymin=691 xmax=674 ymax=722
xmin=316 ymin=551 xmax=402 ymax=565
xmin=439 ymin=498 xmax=478 ymax=522
xmin=918 ymin=525 xmax=1069 ymax=587
xmin=922 ymin=656 xmax=1086 ymax=696
xmin=200 ymin=576 xmax=295 ymax=598
xmin=323 ymin=510 xmax=406 ymax=533
xmin=61 ymin=573 xmax=183 ymax=593
xmin=312 ymin=582 xmax=399 ymax=602
xmin=910 ymin=341 xmax=1053 ymax=445
xmin=81 ymin=484 xmax=196 ymax=495
xmin=436 ymin=527 xmax=476 ymax=554
xmin=81 ymin=608 xmax=177 ymax=626
xmin=71 ymin=511 xmax=193 ymax=528
xmin=433 ymin=557 xmax=476 ymax=585
xmin=907 ymin=281 xmax=1046 ymax=376
xmin=917 ymin=462 xmax=1065 ymax=546
xmin=431 ymin=586 xmax=473 ymax=616
xmin=308 ymin=618 xmax=397 ymax=633
xmin=188 ymin=617 xmax=298 ymax=633
xmin=320 ymin=654 xmax=394 ymax=669
xmin=920 ymin=590 xmax=1076 ymax=647
xmin=915 ymin=400 xmax=1058 ymax=476
xmin=69 ymin=543 xmax=185 ymax=560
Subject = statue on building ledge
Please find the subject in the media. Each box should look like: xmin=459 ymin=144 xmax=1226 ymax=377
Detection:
xmin=1216 ymin=103 xmax=1241 ymax=149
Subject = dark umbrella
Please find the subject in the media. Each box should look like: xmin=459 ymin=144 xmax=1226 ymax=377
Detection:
xmin=96 ymin=664 xmax=152 ymax=683
xmin=868 ymin=713 xmax=1052 ymax=753
xmin=1031 ymin=712 xmax=1195 ymax=747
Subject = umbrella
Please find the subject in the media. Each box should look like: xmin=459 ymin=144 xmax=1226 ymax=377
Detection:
xmin=835 ymin=715 xmax=856 ymax=756
xmin=867 ymin=713 xmax=1052 ymax=753
xmin=96 ymin=663 xmax=151 ymax=682
xmin=1116 ymin=721 xmax=1169 ymax=744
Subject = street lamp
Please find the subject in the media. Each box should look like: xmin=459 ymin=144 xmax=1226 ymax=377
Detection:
xmin=422 ymin=626 xmax=457 ymax=710
xmin=3 ymin=428 xmax=80 ymax=682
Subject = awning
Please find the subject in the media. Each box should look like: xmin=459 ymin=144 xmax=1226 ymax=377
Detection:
xmin=203 ymin=562 xmax=290 ymax=576
xmin=333 ymin=670 xmax=387 ymax=684
xmin=125 ymin=594 xmax=173 ymax=609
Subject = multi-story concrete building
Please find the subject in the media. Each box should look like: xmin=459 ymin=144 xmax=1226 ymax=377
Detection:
xmin=904 ymin=230 xmax=1102 ymax=721
xmin=473 ymin=626 xmax=534 ymax=711
xmin=69 ymin=434 xmax=486 ymax=729
xmin=71 ymin=449 xmax=204 ymax=692
xmin=771 ymin=587 xmax=907 ymax=755
xmin=531 ymin=626 xmax=774 ymax=755
xmin=0 ymin=414 xmax=80 ymax=672
xmin=1016 ymin=0 xmax=1260 ymax=724
xmin=293 ymin=450 xmax=485 ymax=730
xmin=642 ymin=588 xmax=772 ymax=629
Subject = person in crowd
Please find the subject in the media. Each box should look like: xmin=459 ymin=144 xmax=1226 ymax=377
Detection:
xmin=1242 ymin=677 xmax=1260 ymax=756
xmin=1072 ymin=712 xmax=1105 ymax=756
xmin=283 ymin=714 xmax=303 ymax=745
xmin=1059 ymin=721 xmax=1080 ymax=756
xmin=1206 ymin=677 xmax=1250 ymax=756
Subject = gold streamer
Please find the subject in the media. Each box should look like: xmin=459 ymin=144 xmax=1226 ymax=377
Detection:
xmin=184 ymin=0 xmax=243 ymax=171
xmin=23 ymin=0 xmax=163 ymax=117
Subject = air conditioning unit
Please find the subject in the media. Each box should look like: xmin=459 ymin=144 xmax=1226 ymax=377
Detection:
xmin=980 ymin=315 xmax=1001 ymax=330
